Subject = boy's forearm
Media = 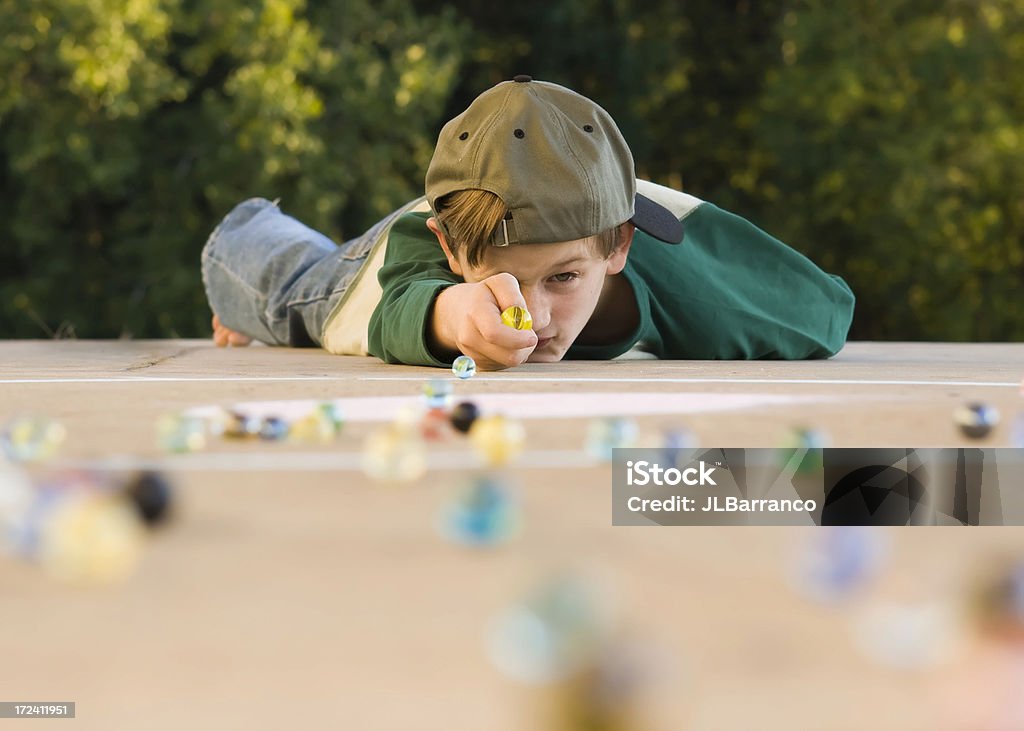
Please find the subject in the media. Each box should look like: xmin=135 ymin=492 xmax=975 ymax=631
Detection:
xmin=427 ymin=285 xmax=463 ymax=362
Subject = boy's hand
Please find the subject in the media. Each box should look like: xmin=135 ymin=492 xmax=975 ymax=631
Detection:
xmin=430 ymin=273 xmax=537 ymax=370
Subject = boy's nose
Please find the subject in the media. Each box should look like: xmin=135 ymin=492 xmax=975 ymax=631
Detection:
xmin=521 ymin=291 xmax=551 ymax=333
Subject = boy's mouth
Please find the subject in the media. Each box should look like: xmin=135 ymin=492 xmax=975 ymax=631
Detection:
xmin=535 ymin=337 xmax=554 ymax=349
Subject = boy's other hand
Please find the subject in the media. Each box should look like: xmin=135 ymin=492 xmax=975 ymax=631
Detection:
xmin=431 ymin=273 xmax=537 ymax=370
xmin=212 ymin=314 xmax=253 ymax=347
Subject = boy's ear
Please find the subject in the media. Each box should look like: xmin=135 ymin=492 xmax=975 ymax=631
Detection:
xmin=427 ymin=217 xmax=464 ymax=277
xmin=604 ymin=222 xmax=635 ymax=276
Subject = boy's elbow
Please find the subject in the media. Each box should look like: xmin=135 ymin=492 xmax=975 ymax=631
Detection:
xmin=775 ymin=285 xmax=854 ymax=360
xmin=813 ymin=284 xmax=856 ymax=359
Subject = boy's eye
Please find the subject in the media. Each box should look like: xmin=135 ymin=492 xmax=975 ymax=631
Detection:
xmin=550 ymin=272 xmax=579 ymax=283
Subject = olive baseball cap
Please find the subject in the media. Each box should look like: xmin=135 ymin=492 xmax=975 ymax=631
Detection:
xmin=425 ymin=76 xmax=684 ymax=247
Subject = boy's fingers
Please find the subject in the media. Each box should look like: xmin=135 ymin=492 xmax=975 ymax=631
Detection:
xmin=466 ymin=320 xmax=535 ymax=369
xmin=478 ymin=273 xmax=536 ymax=348
xmin=445 ymin=277 xmax=534 ymax=368
xmin=463 ymin=342 xmax=533 ymax=371
xmin=479 ymin=318 xmax=537 ymax=350
xmin=481 ymin=273 xmax=527 ymax=313
xmin=465 ymin=302 xmax=536 ymax=350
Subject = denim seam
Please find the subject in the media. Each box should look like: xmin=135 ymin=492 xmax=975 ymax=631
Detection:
xmin=283 ymin=292 xmax=341 ymax=309
xmin=203 ymin=250 xmax=268 ymax=304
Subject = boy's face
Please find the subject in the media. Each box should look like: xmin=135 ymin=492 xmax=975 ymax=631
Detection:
xmin=431 ymin=220 xmax=632 ymax=362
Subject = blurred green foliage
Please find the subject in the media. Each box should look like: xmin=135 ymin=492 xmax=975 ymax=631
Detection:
xmin=1 ymin=0 xmax=1022 ymax=341
xmin=753 ymin=0 xmax=1024 ymax=341
xmin=0 ymin=0 xmax=465 ymax=338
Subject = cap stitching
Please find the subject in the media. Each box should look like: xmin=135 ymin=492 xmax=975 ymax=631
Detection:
xmin=469 ymin=84 xmax=516 ymax=191
xmin=546 ymin=94 xmax=597 ymax=237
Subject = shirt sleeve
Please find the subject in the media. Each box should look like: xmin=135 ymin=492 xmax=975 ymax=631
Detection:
xmin=367 ymin=212 xmax=462 ymax=366
xmin=631 ymin=203 xmax=855 ymax=360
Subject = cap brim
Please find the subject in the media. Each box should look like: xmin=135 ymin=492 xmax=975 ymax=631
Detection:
xmin=631 ymin=193 xmax=684 ymax=245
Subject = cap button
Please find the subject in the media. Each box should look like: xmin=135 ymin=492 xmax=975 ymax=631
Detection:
xmin=512 ymin=75 xmax=533 ymax=83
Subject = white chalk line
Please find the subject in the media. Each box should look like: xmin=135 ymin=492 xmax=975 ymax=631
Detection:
xmin=0 ymin=376 xmax=342 ymax=384
xmin=0 ymin=375 xmax=1018 ymax=388
xmin=361 ymin=376 xmax=1019 ymax=388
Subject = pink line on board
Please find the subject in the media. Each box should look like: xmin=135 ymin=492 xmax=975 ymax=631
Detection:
xmin=186 ymin=391 xmax=838 ymax=423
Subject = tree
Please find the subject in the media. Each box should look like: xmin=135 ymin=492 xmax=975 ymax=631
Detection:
xmin=3 ymin=0 xmax=1023 ymax=341
xmin=0 ymin=0 xmax=465 ymax=338
xmin=749 ymin=0 xmax=1024 ymax=340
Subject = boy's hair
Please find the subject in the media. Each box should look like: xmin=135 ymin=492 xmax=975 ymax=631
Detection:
xmin=435 ymin=189 xmax=624 ymax=268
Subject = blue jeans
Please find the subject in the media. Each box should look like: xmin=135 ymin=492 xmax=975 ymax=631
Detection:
xmin=200 ymin=198 xmax=417 ymax=346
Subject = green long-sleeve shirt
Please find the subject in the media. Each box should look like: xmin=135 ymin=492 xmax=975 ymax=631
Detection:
xmin=367 ymin=197 xmax=854 ymax=366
